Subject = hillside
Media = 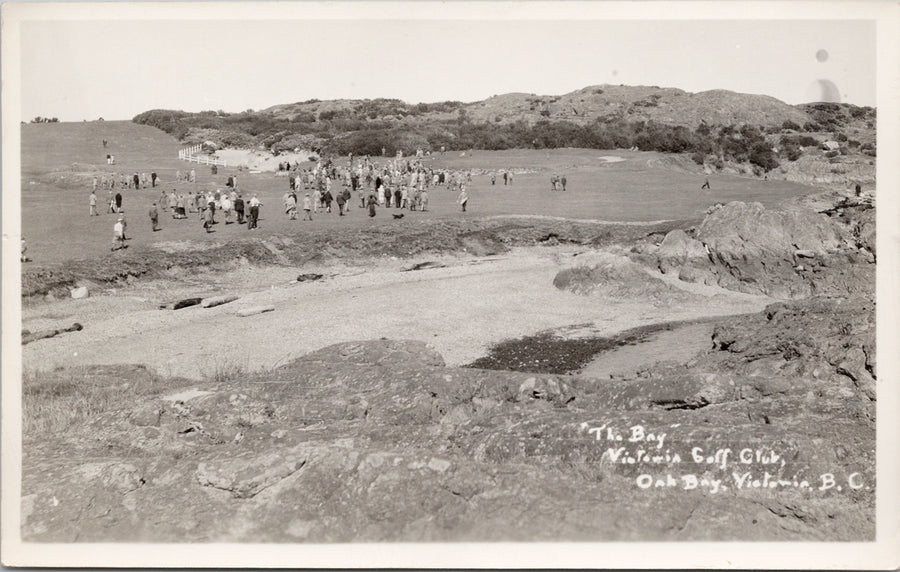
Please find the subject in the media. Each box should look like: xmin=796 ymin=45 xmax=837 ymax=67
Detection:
xmin=130 ymin=84 xmax=875 ymax=175
xmin=463 ymin=85 xmax=812 ymax=129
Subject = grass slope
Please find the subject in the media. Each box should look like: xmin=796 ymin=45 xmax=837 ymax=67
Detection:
xmin=21 ymin=122 xmax=815 ymax=267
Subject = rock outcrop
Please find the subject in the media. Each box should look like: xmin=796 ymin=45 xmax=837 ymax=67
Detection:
xmin=22 ymin=314 xmax=875 ymax=542
xmin=553 ymin=252 xmax=697 ymax=305
xmin=631 ymin=199 xmax=874 ymax=299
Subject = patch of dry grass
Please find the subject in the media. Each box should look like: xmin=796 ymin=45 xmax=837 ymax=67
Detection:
xmin=22 ymin=364 xmax=185 ymax=440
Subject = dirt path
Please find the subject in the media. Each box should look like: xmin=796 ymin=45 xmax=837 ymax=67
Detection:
xmin=22 ymin=245 xmax=774 ymax=380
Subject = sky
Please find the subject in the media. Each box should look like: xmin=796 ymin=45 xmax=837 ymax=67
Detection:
xmin=9 ymin=3 xmax=879 ymax=122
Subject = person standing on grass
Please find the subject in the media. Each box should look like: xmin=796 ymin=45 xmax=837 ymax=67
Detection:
xmin=112 ymin=218 xmax=126 ymax=250
xmin=458 ymin=186 xmax=468 ymax=212
xmin=89 ymin=191 xmax=98 ymax=216
xmin=367 ymin=193 xmax=377 ymax=217
xmin=322 ymin=189 xmax=334 ymax=214
xmin=336 ymin=189 xmax=346 ymax=216
xmin=118 ymin=211 xmax=128 ymax=240
xmin=701 ymin=177 xmax=710 ymax=190
xmin=115 ymin=191 xmax=123 ymax=213
xmin=133 ymin=173 xmax=140 ymax=190
xmin=220 ymin=193 xmax=233 ymax=223
xmin=151 ymin=172 xmax=157 ymax=187
xmin=420 ymin=188 xmax=429 ymax=212
xmin=303 ymin=193 xmax=313 ymax=220
xmin=107 ymin=190 xmax=116 ymax=213
xmin=282 ymin=190 xmax=292 ymax=217
xmin=175 ymin=193 xmax=187 ymax=219
xmin=561 ymin=175 xmax=567 ymax=191
xmin=149 ymin=202 xmax=160 ymax=231
xmin=248 ymin=194 xmax=261 ymax=229
xmin=189 ymin=169 xmax=196 ymax=183
xmin=234 ymin=193 xmax=245 ymax=224
xmin=202 ymin=204 xmax=214 ymax=233
xmin=287 ymin=192 xmax=298 ymax=220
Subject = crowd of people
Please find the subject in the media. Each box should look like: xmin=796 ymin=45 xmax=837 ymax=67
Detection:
xmin=275 ymin=154 xmax=482 ymax=220
xmin=91 ymin=149 xmax=528 ymax=252
xmin=92 ymin=170 xmax=160 ymax=191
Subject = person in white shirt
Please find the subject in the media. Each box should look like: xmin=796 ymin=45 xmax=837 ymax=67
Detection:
xmin=248 ymin=194 xmax=262 ymax=229
xmin=112 ymin=218 xmax=126 ymax=250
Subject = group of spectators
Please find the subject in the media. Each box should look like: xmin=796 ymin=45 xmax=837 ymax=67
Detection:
xmin=276 ymin=154 xmax=484 ymax=219
xmin=92 ymin=171 xmax=159 ymax=191
xmin=101 ymin=150 xmax=504 ymax=252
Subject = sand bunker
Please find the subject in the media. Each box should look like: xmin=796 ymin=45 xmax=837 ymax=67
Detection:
xmin=212 ymin=148 xmax=317 ymax=171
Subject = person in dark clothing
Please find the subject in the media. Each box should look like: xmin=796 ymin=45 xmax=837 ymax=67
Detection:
xmin=149 ymin=203 xmax=160 ymax=231
xmin=367 ymin=193 xmax=377 ymax=217
xmin=115 ymin=192 xmax=123 ymax=212
xmin=203 ymin=206 xmax=214 ymax=233
xmin=701 ymin=178 xmax=710 ymax=189
xmin=133 ymin=173 xmax=140 ymax=189
xmin=151 ymin=172 xmax=157 ymax=187
xmin=561 ymin=175 xmax=567 ymax=191
xmin=234 ymin=194 xmax=245 ymax=223
xmin=394 ymin=188 xmax=403 ymax=210
xmin=322 ymin=190 xmax=334 ymax=213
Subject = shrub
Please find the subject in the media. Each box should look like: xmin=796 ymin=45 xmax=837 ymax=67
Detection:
xmin=749 ymin=143 xmax=780 ymax=172
xmin=782 ymin=120 xmax=801 ymax=131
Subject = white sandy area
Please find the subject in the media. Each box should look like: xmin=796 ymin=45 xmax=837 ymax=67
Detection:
xmin=21 ymin=245 xmax=774 ymax=380
xmin=213 ymin=148 xmax=316 ymax=172
xmin=598 ymin=156 xmax=626 ymax=163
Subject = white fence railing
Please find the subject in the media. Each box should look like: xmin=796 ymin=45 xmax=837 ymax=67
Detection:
xmin=178 ymin=145 xmax=227 ymax=167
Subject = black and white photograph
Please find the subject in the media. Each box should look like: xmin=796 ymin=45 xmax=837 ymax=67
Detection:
xmin=2 ymin=1 xmax=898 ymax=568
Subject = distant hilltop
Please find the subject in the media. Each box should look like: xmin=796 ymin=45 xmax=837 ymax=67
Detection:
xmin=262 ymin=85 xmax=816 ymax=130
xmin=133 ymin=84 xmax=875 ymax=171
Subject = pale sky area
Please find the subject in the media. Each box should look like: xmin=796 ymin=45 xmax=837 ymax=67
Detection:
xmin=12 ymin=6 xmax=878 ymax=121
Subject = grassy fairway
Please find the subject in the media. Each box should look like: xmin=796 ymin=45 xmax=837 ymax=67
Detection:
xmin=20 ymin=122 xmax=816 ymax=264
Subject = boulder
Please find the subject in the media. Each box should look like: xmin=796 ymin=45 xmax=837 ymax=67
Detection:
xmin=70 ymin=286 xmax=89 ymax=299
xmin=201 ymin=295 xmax=239 ymax=308
xmin=632 ymin=200 xmax=857 ymax=299
xmin=400 ymin=261 xmax=447 ymax=272
xmin=296 ymin=273 xmax=324 ymax=282
xmin=236 ymin=305 xmax=275 ymax=317
xmin=173 ymin=297 xmax=203 ymax=310
xmin=655 ymin=229 xmax=708 ymax=274
xmin=554 ymin=252 xmax=696 ymax=304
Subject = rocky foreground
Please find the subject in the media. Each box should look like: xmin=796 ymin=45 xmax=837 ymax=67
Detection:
xmin=20 ymin=192 xmax=876 ymax=542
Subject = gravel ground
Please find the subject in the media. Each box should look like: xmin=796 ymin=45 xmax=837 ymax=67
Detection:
xmin=22 ymin=244 xmax=773 ymax=380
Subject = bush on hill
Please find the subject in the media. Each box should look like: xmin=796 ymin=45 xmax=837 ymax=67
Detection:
xmin=135 ymin=98 xmax=880 ymax=173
